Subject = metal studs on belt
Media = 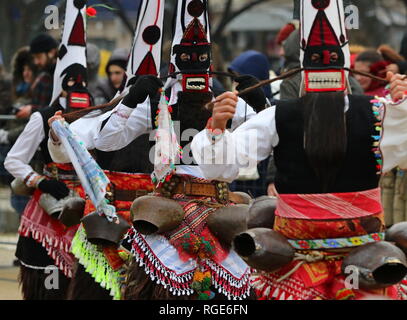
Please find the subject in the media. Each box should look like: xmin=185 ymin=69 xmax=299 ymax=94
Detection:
xmin=216 ymin=182 xmax=229 ymax=203
xmin=161 ymin=175 xmax=181 ymax=198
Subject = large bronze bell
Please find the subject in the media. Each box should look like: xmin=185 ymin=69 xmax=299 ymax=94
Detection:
xmin=247 ymin=196 xmax=277 ymax=230
xmin=385 ymin=222 xmax=407 ymax=255
xmin=58 ymin=197 xmax=86 ymax=228
xmin=341 ymin=241 xmax=407 ymax=290
xmin=11 ymin=178 xmax=35 ymax=196
xmin=130 ymin=195 xmax=184 ymax=235
xmin=81 ymin=211 xmax=131 ymax=246
xmin=39 ymin=193 xmax=66 ymax=217
xmin=231 ymin=192 xmax=253 ymax=205
xmin=206 ymin=205 xmax=249 ymax=248
xmin=233 ymin=228 xmax=295 ymax=272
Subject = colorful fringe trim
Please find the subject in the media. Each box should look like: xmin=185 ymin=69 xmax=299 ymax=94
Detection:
xmin=251 ymin=274 xmax=328 ymax=300
xmin=19 ymin=221 xmax=73 ymax=278
xmin=398 ymin=279 xmax=407 ymax=300
xmin=71 ymin=227 xmax=123 ymax=300
xmin=128 ymin=229 xmax=251 ymax=300
xmin=371 ymin=98 xmax=384 ymax=175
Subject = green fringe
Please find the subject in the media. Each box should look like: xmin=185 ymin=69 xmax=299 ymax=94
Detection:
xmin=71 ymin=226 xmax=122 ymax=300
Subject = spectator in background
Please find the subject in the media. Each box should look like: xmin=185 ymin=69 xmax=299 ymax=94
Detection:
xmin=228 ymin=50 xmax=272 ymax=198
xmin=86 ymin=43 xmax=105 ymax=105
xmin=11 ymin=47 xmax=37 ymax=106
xmin=0 ymin=51 xmax=12 ymax=185
xmin=95 ymin=48 xmax=128 ymax=103
xmin=0 ymin=51 xmax=12 ymax=117
xmin=2 ymin=47 xmax=38 ymax=146
xmin=382 ymin=42 xmax=407 ymax=76
xmin=279 ymin=29 xmax=301 ymax=100
xmin=349 ymin=44 xmax=368 ymax=69
xmin=1 ymin=47 xmax=40 ymax=215
xmin=229 ymin=50 xmax=273 ymax=101
xmin=15 ymin=34 xmax=58 ymax=119
xmin=355 ymin=46 xmax=404 ymax=97
xmin=268 ymin=40 xmax=284 ymax=75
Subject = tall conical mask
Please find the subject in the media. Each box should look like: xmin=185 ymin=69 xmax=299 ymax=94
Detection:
xmin=300 ymin=0 xmax=351 ymax=93
xmin=51 ymin=0 xmax=89 ymax=109
xmin=123 ymin=0 xmax=165 ymax=90
xmin=170 ymin=0 xmax=212 ymax=92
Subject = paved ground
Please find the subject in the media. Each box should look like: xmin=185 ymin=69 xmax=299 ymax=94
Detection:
xmin=0 ymin=234 xmax=22 ymax=300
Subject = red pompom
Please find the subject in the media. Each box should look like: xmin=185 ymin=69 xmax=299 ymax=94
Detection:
xmin=277 ymin=23 xmax=296 ymax=45
xmin=86 ymin=7 xmax=97 ymax=17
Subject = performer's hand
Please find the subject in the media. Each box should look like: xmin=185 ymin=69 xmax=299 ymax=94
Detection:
xmin=16 ymin=105 xmax=32 ymax=119
xmin=48 ymin=111 xmax=64 ymax=144
xmin=211 ymin=91 xmax=238 ymax=131
xmin=122 ymin=75 xmax=163 ymax=108
xmin=235 ymin=75 xmax=267 ymax=112
xmin=37 ymin=179 xmax=70 ymax=200
xmin=48 ymin=111 xmax=64 ymax=127
xmin=388 ymin=71 xmax=407 ymax=102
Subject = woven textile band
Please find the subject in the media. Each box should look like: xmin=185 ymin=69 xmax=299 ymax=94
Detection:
xmin=287 ymin=232 xmax=385 ymax=250
xmin=43 ymin=163 xmax=78 ymax=181
xmin=276 ymin=188 xmax=382 ymax=220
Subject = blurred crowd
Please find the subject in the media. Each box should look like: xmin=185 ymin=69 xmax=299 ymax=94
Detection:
xmin=1 ymin=23 xmax=407 ymax=225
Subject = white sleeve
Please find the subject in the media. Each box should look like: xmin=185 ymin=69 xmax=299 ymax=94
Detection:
xmin=230 ymin=98 xmax=257 ymax=130
xmin=191 ymin=106 xmax=279 ymax=182
xmin=94 ymin=99 xmax=151 ymax=152
xmin=48 ymin=111 xmax=113 ymax=163
xmin=5 ymin=112 xmax=45 ymax=182
xmin=380 ymin=97 xmax=407 ymax=172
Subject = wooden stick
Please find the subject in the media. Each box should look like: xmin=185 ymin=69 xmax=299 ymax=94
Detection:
xmin=63 ymin=92 xmax=127 ymax=123
xmin=237 ymin=68 xmax=304 ymax=97
xmin=210 ymin=71 xmax=237 ymax=78
xmin=344 ymin=68 xmax=388 ymax=83
xmin=206 ymin=68 xmax=304 ymax=112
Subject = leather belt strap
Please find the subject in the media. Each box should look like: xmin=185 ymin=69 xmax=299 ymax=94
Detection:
xmin=160 ymin=181 xmax=242 ymax=203
xmin=113 ymin=189 xmax=150 ymax=202
xmin=43 ymin=170 xmax=78 ymax=181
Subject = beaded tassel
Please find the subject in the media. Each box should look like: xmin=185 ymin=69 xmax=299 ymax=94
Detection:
xmin=371 ymin=98 xmax=384 ymax=175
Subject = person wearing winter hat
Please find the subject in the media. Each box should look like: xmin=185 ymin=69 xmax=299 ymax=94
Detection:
xmin=95 ymin=48 xmax=129 ymax=103
xmin=15 ymin=34 xmax=58 ymax=119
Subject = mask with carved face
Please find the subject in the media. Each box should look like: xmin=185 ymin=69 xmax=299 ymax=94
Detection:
xmin=61 ymin=63 xmax=90 ymax=109
xmin=170 ymin=0 xmax=212 ymax=93
xmin=300 ymin=0 xmax=350 ymax=93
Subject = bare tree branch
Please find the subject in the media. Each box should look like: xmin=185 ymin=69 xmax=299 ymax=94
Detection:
xmin=213 ymin=0 xmax=272 ymax=41
xmin=102 ymin=0 xmax=135 ymax=35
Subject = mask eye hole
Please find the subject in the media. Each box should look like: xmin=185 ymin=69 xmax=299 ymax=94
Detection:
xmin=311 ymin=53 xmax=321 ymax=63
xmin=67 ymin=78 xmax=75 ymax=87
xmin=330 ymin=52 xmax=339 ymax=62
xmin=180 ymin=53 xmax=190 ymax=62
xmin=199 ymin=53 xmax=208 ymax=62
